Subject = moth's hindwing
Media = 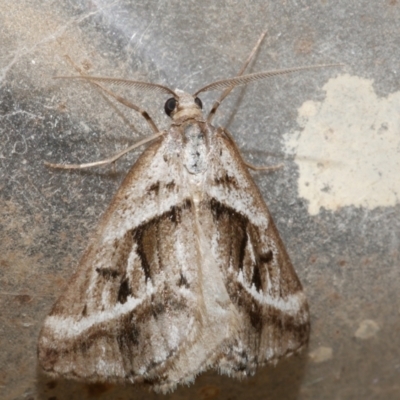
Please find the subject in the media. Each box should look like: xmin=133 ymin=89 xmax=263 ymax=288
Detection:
xmin=38 ymin=123 xmax=309 ymax=393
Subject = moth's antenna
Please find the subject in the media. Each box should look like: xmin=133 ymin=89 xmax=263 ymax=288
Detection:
xmin=194 ymin=64 xmax=343 ymax=96
xmin=207 ymin=30 xmax=268 ymax=123
xmin=54 ymin=76 xmax=177 ymax=97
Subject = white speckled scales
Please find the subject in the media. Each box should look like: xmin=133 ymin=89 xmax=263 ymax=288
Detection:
xmin=38 ymin=118 xmax=309 ymax=393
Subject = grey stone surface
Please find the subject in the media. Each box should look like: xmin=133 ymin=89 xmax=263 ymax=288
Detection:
xmin=1 ymin=1 xmax=399 ymax=399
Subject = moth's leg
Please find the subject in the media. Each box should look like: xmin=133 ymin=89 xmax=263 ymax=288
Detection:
xmin=220 ymin=127 xmax=283 ymax=172
xmin=63 ymin=56 xmax=139 ymax=134
xmin=63 ymin=56 xmax=160 ymax=134
xmin=207 ymin=30 xmax=267 ymax=123
xmin=46 ymin=58 xmax=163 ymax=170
xmin=86 ymin=82 xmax=160 ymax=134
xmin=44 ymin=130 xmax=165 ymax=169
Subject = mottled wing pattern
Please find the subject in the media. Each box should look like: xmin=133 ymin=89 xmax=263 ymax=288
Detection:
xmin=38 ymin=134 xmax=209 ymax=388
xmin=200 ymin=128 xmax=310 ymax=374
xmin=38 ymin=124 xmax=309 ymax=393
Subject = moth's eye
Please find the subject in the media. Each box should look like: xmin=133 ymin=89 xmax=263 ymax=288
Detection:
xmin=194 ymin=97 xmax=203 ymax=109
xmin=164 ymin=98 xmax=177 ymax=117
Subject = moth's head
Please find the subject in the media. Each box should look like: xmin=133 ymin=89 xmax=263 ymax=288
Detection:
xmin=164 ymin=89 xmax=203 ymax=121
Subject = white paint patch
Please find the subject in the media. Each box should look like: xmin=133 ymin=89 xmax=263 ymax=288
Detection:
xmin=284 ymin=74 xmax=400 ymax=215
xmin=309 ymin=346 xmax=333 ymax=363
xmin=354 ymin=319 xmax=380 ymax=340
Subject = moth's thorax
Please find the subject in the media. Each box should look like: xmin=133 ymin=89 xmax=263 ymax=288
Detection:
xmin=182 ymin=122 xmax=208 ymax=176
xmin=172 ymin=89 xmax=203 ymax=122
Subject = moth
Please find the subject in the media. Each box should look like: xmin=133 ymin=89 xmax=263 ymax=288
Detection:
xmin=38 ymin=33 xmax=337 ymax=393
